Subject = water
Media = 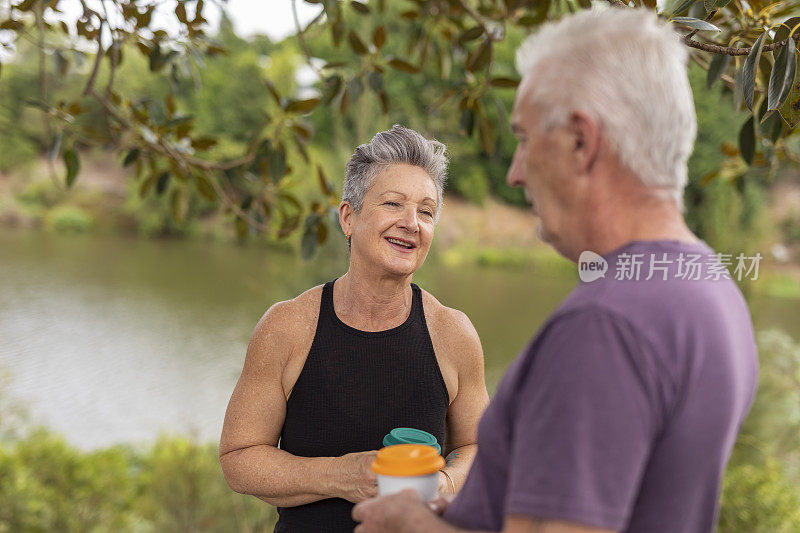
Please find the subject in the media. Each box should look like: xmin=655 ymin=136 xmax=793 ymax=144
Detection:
xmin=0 ymin=228 xmax=797 ymax=449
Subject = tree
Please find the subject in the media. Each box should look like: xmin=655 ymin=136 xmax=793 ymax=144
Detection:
xmin=1 ymin=0 xmax=799 ymax=257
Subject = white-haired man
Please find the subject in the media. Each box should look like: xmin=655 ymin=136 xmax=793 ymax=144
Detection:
xmin=352 ymin=7 xmax=758 ymax=533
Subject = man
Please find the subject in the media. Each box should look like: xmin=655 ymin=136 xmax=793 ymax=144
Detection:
xmin=352 ymin=7 xmax=758 ymax=533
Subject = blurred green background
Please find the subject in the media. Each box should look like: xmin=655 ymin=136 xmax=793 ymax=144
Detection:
xmin=2 ymin=2 xmax=800 ymax=532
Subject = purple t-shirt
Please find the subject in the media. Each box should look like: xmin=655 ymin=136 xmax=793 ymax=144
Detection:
xmin=444 ymin=240 xmax=758 ymax=532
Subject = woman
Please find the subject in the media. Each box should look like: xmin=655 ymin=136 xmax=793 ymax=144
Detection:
xmin=219 ymin=125 xmax=489 ymax=532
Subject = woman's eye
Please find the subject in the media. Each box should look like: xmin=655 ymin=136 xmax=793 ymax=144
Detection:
xmin=421 ymin=211 xmax=434 ymax=217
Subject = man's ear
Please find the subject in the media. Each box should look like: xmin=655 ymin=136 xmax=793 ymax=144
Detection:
xmin=568 ymin=111 xmax=601 ymax=175
xmin=339 ymin=201 xmax=354 ymax=237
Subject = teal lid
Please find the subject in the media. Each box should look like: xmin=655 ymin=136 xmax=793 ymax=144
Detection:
xmin=383 ymin=427 xmax=441 ymax=454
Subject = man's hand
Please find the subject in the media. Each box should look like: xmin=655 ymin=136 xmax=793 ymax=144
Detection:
xmin=331 ymin=450 xmax=379 ymax=503
xmin=353 ymin=489 xmax=442 ymax=533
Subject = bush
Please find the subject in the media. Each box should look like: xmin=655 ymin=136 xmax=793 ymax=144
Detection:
xmin=44 ymin=205 xmax=94 ymax=233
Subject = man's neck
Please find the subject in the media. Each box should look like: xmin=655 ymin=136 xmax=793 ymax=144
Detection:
xmin=581 ymin=195 xmax=699 ymax=259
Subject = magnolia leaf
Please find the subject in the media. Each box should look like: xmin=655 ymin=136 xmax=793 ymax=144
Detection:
xmin=63 ymin=149 xmax=80 ymax=188
xmin=671 ymin=17 xmax=721 ymax=32
xmin=321 ymin=75 xmax=343 ymax=104
xmin=458 ymin=26 xmax=484 ymax=46
xmin=706 ymin=53 xmax=731 ymax=89
xmin=194 ymin=173 xmax=216 ymax=201
xmin=767 ymin=37 xmax=796 ymax=112
xmin=155 ymin=171 xmax=171 ymax=195
xmin=489 ymin=77 xmax=520 ymax=88
xmin=301 ymin=225 xmax=318 ymax=260
xmin=742 ymin=32 xmax=767 ymax=111
xmin=367 ymin=71 xmax=383 ymax=93
xmin=317 ymin=166 xmax=333 ymax=196
xmin=268 ymin=144 xmax=287 ymax=183
xmin=460 ymin=108 xmax=475 ymax=136
xmin=467 ymin=39 xmax=492 ymax=72
xmin=350 ymin=1 xmax=369 ymax=14
xmin=478 ymin=112 xmax=497 ymax=155
xmin=348 ymin=31 xmax=368 ymax=55
xmin=372 ymin=26 xmax=386 ymax=49
xmin=388 ymin=57 xmax=419 ymax=73
xmin=778 ymin=62 xmax=800 ymax=128
xmin=170 ymin=188 xmax=188 ymax=224
xmin=661 ymin=0 xmax=697 ymax=16
xmin=738 ymin=116 xmax=755 ymax=165
xmin=284 ymin=98 xmax=321 ymax=114
xmin=122 ymin=148 xmax=140 ymax=167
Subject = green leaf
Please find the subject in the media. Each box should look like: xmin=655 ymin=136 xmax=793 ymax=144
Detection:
xmin=773 ymin=16 xmax=800 ymax=45
xmin=284 ymin=98 xmax=321 ymax=114
xmin=767 ymin=37 xmax=796 ymax=112
xmin=478 ymin=112 xmax=496 ymax=155
xmin=387 ymin=57 xmax=419 ymax=73
xmin=706 ymin=53 xmax=731 ymax=89
xmin=170 ymin=188 xmax=188 ymax=224
xmin=301 ymin=225 xmax=318 ymax=260
xmin=367 ymin=71 xmax=383 ymax=93
xmin=671 ymin=17 xmax=721 ymax=32
xmin=661 ymin=0 xmax=697 ymax=16
xmin=348 ymin=30 xmax=368 ymax=55
xmin=778 ymin=61 xmax=800 ymax=129
xmin=460 ymin=108 xmax=475 ymax=136
xmin=321 ymin=75 xmax=343 ymax=104
xmin=466 ymin=39 xmax=492 ymax=73
xmin=713 ymin=0 xmax=731 ymax=7
xmin=458 ymin=26 xmax=484 ymax=46
xmin=348 ymin=77 xmax=364 ymax=103
xmin=372 ymin=26 xmax=386 ymax=49
xmin=63 ymin=149 xmax=79 ymax=188
xmin=155 ymin=171 xmax=171 ymax=195
xmin=139 ymin=173 xmax=158 ymax=198
xmin=350 ymin=1 xmax=369 ymax=14
xmin=268 ymin=144 xmax=287 ymax=183
xmin=317 ymin=166 xmax=333 ymax=196
xmin=194 ymin=173 xmax=216 ymax=201
xmin=743 ymin=32 xmax=767 ymax=111
xmin=489 ymin=77 xmax=520 ymax=88
xmin=703 ymin=0 xmax=715 ymax=11
xmin=122 ymin=148 xmax=140 ymax=167
xmin=191 ymin=136 xmax=217 ymax=150
xmin=738 ymin=116 xmax=755 ymax=165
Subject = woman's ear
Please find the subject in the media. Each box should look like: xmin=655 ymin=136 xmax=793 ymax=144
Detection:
xmin=339 ymin=201 xmax=354 ymax=237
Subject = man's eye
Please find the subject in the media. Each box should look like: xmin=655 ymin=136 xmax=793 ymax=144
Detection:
xmin=384 ymin=202 xmax=400 ymax=207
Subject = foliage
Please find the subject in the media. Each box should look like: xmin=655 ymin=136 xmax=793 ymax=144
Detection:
xmin=1 ymin=0 xmax=798 ymax=256
xmin=44 ymin=204 xmax=94 ymax=232
xmin=0 ymin=430 xmax=277 ymax=533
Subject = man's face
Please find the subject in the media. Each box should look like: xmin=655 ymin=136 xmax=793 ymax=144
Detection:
xmin=507 ymin=76 xmax=581 ymax=257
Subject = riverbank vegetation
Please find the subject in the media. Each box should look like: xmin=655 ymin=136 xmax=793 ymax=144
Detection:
xmin=2 ymin=328 xmax=799 ymax=532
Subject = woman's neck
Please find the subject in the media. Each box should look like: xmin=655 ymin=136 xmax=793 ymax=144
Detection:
xmin=334 ymin=265 xmax=413 ymax=332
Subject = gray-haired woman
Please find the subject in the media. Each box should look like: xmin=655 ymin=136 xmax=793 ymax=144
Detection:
xmin=219 ymin=125 xmax=490 ymax=532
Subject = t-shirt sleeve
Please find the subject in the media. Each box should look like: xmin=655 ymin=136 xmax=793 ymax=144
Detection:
xmin=505 ymin=307 xmax=662 ymax=531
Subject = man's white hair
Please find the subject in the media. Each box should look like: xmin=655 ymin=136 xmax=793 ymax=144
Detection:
xmin=515 ymin=7 xmax=697 ymax=210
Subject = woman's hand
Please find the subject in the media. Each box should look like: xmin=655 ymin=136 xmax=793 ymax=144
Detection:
xmin=332 ymin=450 xmax=379 ymax=503
xmin=428 ymin=493 xmax=455 ymax=516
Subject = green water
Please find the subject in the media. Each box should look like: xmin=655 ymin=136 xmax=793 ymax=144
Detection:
xmin=0 ymin=227 xmax=796 ymax=449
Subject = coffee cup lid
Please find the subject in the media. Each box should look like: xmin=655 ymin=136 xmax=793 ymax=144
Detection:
xmin=383 ymin=427 xmax=441 ymax=453
xmin=371 ymin=444 xmax=445 ymax=476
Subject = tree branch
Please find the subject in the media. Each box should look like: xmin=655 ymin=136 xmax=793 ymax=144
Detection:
xmin=291 ymin=0 xmax=323 ymax=74
xmin=684 ymin=34 xmax=790 ymax=56
xmin=456 ymin=0 xmax=502 ymax=41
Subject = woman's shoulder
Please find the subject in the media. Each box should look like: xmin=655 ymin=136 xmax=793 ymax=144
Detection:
xmin=252 ymin=285 xmax=324 ymax=346
xmin=419 ymin=288 xmax=482 ymax=354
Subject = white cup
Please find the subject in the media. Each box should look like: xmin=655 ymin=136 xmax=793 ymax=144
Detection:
xmin=377 ymin=472 xmax=439 ymax=501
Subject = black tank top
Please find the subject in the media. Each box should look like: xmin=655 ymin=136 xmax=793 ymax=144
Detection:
xmin=275 ymin=280 xmax=449 ymax=532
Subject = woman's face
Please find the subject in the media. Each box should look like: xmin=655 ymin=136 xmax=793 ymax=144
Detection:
xmin=342 ymin=163 xmax=439 ymax=278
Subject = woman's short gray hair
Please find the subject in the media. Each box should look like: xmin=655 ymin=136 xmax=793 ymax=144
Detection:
xmin=342 ymin=125 xmax=448 ymax=222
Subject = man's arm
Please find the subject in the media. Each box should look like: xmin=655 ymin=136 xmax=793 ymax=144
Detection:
xmin=219 ymin=297 xmax=378 ymax=507
xmin=352 ymin=491 xmax=615 ymax=533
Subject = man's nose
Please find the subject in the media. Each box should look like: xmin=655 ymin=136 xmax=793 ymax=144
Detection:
xmin=507 ymin=153 xmax=522 ymax=188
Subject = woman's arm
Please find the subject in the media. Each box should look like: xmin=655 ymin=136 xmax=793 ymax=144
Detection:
xmin=219 ymin=296 xmax=378 ymax=507
xmin=430 ymin=306 xmax=491 ymax=493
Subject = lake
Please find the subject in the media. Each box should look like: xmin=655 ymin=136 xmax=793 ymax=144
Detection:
xmin=1 ymin=227 xmax=797 ymax=449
